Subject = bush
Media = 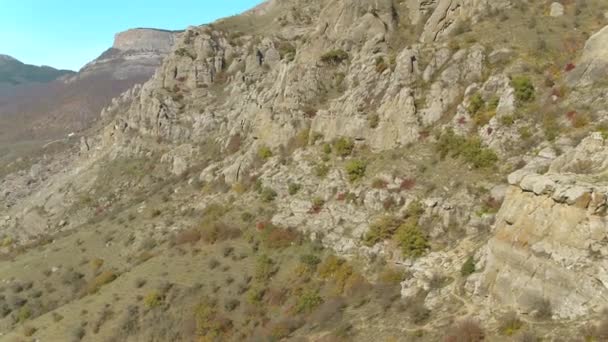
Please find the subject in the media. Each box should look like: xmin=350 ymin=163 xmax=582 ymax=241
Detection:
xmin=375 ymin=57 xmax=388 ymax=73
xmin=444 ymin=320 xmax=485 ymax=342
xmin=255 ymin=255 xmax=276 ymax=281
xmin=532 ymin=297 xmax=552 ymax=320
xmin=312 ymin=164 xmax=329 ymax=179
xmin=320 ymin=49 xmax=349 ymax=65
xmin=144 ymin=291 xmax=163 ymax=308
xmin=300 ymin=254 xmax=321 ymax=269
xmin=86 ymin=270 xmax=117 ymax=294
xmin=371 ymin=178 xmax=388 ymax=189
xmin=511 ymin=76 xmax=535 ymax=103
xmin=195 ymin=297 xmax=232 ymax=339
xmin=395 ymin=219 xmax=429 ymax=258
xmin=468 ymin=93 xmax=485 ymax=114
xmin=257 ymin=146 xmax=273 ymax=160
xmin=288 ymin=182 xmax=301 ymax=195
xmin=345 ymin=160 xmax=367 ymax=182
xmin=310 ymin=197 xmax=325 ymax=213
xmin=260 ymin=187 xmax=278 ymax=202
xmin=17 ymin=306 xmax=31 ymax=323
xmin=436 ymin=129 xmax=498 ymax=168
xmin=461 ymin=255 xmax=476 ymax=277
xmin=224 ymin=299 xmax=240 ymax=312
xmin=262 ymin=226 xmax=300 ymax=249
xmin=363 ymin=216 xmax=401 ymax=246
xmin=333 ymin=137 xmax=355 ymax=157
xmin=322 ymin=143 xmax=332 ymax=154
xmin=246 ymin=286 xmax=265 ymax=304
xmin=200 ymin=222 xmax=241 ymax=244
xmin=295 ymin=289 xmax=324 ymax=313
xmin=378 ymin=267 xmax=406 ymax=285
xmin=174 ymin=229 xmax=201 ymax=245
xmin=368 ymin=114 xmax=380 ymax=128
xmin=498 ymin=311 xmax=523 ymax=336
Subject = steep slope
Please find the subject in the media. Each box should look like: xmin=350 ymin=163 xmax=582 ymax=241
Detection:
xmin=4 ymin=0 xmax=608 ymax=341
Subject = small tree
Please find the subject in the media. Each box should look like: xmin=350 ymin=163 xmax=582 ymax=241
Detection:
xmin=345 ymin=160 xmax=367 ymax=182
xmin=511 ymin=76 xmax=535 ymax=103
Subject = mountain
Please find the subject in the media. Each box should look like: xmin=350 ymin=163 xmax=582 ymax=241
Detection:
xmin=0 ymin=28 xmax=178 ymax=145
xmin=3 ymin=0 xmax=608 ymax=341
xmin=0 ymin=54 xmax=74 ymax=87
xmin=69 ymin=28 xmax=179 ymax=81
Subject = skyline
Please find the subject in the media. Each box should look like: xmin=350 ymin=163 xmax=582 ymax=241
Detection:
xmin=0 ymin=0 xmax=264 ymax=71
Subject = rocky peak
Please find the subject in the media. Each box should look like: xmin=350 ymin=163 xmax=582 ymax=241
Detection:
xmin=112 ymin=28 xmax=177 ymax=53
xmin=71 ymin=28 xmax=179 ymax=82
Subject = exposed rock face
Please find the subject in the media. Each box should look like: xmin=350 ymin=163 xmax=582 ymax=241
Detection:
xmin=550 ymin=2 xmax=565 ymax=17
xmin=72 ymin=28 xmax=178 ymax=81
xmin=566 ymin=25 xmax=608 ymax=87
xmin=113 ymin=28 xmax=175 ymax=52
xmin=469 ymin=133 xmax=608 ymax=319
xmin=420 ymin=0 xmax=511 ymax=42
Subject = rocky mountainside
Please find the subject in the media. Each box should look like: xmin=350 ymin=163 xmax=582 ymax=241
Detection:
xmin=4 ymin=0 xmax=608 ymax=341
xmin=0 ymin=54 xmax=74 ymax=87
xmin=0 ymin=28 xmax=177 ymax=147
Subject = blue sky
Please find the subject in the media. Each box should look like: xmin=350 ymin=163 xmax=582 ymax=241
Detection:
xmin=0 ymin=0 xmax=264 ymax=71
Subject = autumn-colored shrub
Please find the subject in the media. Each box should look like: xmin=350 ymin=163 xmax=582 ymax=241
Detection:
xmin=86 ymin=270 xmax=118 ymax=294
xmin=174 ymin=229 xmax=201 ymax=245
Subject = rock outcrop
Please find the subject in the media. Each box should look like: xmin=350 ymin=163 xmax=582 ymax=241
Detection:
xmin=469 ymin=133 xmax=608 ymax=319
xmin=566 ymin=25 xmax=608 ymax=88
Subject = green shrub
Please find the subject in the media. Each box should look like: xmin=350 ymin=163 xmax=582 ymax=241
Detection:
xmin=468 ymin=93 xmax=485 ymax=114
xmin=195 ymin=296 xmax=232 ymax=339
xmin=461 ymin=256 xmax=476 ymax=277
xmin=500 ymin=115 xmax=515 ymax=126
xmin=86 ymin=270 xmax=118 ymax=294
xmin=498 ymin=311 xmax=523 ymax=336
xmin=17 ymin=307 xmax=31 ymax=323
xmin=320 ymin=49 xmax=349 ymax=64
xmin=333 ymin=137 xmax=355 ymax=157
xmin=322 ymin=143 xmax=332 ymax=154
xmin=436 ymin=129 xmax=498 ymax=168
xmin=315 ymin=163 xmax=330 ymax=178
xmin=363 ymin=216 xmax=401 ymax=246
xmin=278 ymin=42 xmax=296 ymax=62
xmin=511 ymin=76 xmax=535 ymax=103
xmin=368 ymin=114 xmax=380 ymax=128
xmin=255 ymin=254 xmax=275 ymax=281
xmin=246 ymin=286 xmax=265 ymax=304
xmin=345 ymin=160 xmax=367 ymax=182
xmin=257 ymin=146 xmax=273 ymax=160
xmin=288 ymin=182 xmax=302 ymax=196
xmin=395 ymin=219 xmax=429 ymax=258
xmin=542 ymin=117 xmax=561 ymax=141
xmin=296 ymin=289 xmax=324 ymax=313
xmin=144 ymin=291 xmax=163 ymax=308
xmin=260 ymin=187 xmax=278 ymax=202
xmin=300 ymin=254 xmax=321 ymax=268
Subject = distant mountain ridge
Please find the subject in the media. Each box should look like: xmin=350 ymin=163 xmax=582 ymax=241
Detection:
xmin=0 ymin=54 xmax=74 ymax=86
xmin=0 ymin=28 xmax=177 ymax=143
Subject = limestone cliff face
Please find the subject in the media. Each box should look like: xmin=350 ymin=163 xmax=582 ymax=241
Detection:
xmin=71 ymin=28 xmax=178 ymax=81
xmin=469 ymin=133 xmax=608 ymax=319
xmin=113 ymin=28 xmax=175 ymax=52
